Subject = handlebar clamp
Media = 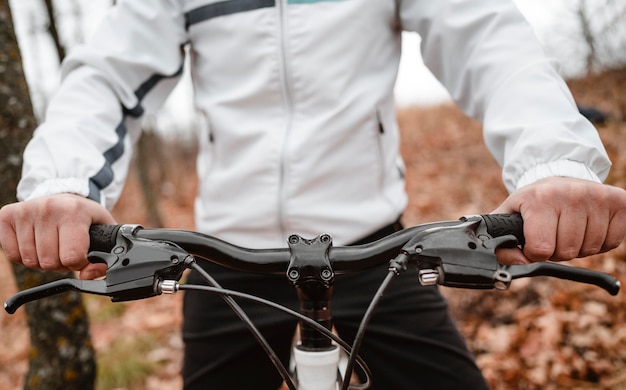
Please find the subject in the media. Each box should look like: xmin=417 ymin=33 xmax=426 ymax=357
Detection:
xmin=286 ymin=234 xmax=334 ymax=286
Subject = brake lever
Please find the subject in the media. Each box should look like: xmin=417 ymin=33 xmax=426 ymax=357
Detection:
xmin=505 ymin=262 xmax=620 ymax=295
xmin=399 ymin=215 xmax=620 ymax=296
xmin=5 ymin=279 xmax=106 ymax=314
xmin=4 ymin=225 xmax=195 ymax=314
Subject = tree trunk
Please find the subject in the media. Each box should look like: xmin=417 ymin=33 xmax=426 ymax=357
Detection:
xmin=577 ymin=0 xmax=598 ymax=74
xmin=136 ymin=128 xmax=165 ymax=228
xmin=43 ymin=0 xmax=66 ymax=63
xmin=0 ymin=2 xmax=96 ymax=389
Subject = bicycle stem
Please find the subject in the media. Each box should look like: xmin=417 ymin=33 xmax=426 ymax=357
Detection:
xmin=286 ymin=233 xmax=336 ymax=351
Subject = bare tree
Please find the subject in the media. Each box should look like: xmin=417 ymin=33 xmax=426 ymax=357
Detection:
xmin=577 ymin=0 xmax=598 ymax=73
xmin=0 ymin=1 xmax=96 ymax=389
xmin=136 ymin=121 xmax=166 ymax=228
xmin=541 ymin=0 xmax=626 ymax=76
xmin=43 ymin=0 xmax=66 ymax=63
xmin=69 ymin=0 xmax=84 ymax=45
xmin=573 ymin=0 xmax=626 ymax=74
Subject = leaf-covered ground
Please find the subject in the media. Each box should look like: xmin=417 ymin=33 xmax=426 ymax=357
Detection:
xmin=1 ymin=68 xmax=625 ymax=389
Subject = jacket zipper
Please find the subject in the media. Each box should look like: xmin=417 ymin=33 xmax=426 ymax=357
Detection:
xmin=277 ymin=0 xmax=294 ymax=238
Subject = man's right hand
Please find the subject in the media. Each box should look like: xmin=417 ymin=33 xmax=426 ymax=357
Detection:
xmin=0 ymin=193 xmax=116 ymax=280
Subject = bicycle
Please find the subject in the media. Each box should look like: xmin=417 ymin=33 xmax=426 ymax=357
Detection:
xmin=4 ymin=213 xmax=621 ymax=390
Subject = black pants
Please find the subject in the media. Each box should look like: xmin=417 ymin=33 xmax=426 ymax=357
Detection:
xmin=182 ymin=222 xmax=488 ymax=389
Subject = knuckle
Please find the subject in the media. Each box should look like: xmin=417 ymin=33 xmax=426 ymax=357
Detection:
xmin=525 ymin=243 xmax=554 ymax=261
xmin=0 ymin=202 xmax=20 ymax=216
xmin=21 ymin=256 xmax=40 ymax=269
xmin=579 ymin=233 xmax=606 ymax=257
xmin=0 ymin=204 xmax=12 ymax=223
xmin=61 ymin=250 xmax=87 ymax=270
xmin=529 ymin=184 xmax=555 ymax=204
xmin=38 ymin=256 xmax=61 ymax=271
xmin=609 ymin=185 xmax=626 ymax=203
xmin=19 ymin=246 xmax=39 ymax=268
xmin=556 ymin=247 xmax=579 ymax=261
xmin=30 ymin=195 xmax=80 ymax=222
xmin=602 ymin=237 xmax=623 ymax=252
xmin=585 ymin=190 xmax=609 ymax=209
xmin=38 ymin=196 xmax=62 ymax=218
xmin=0 ymin=236 xmax=18 ymax=262
xmin=579 ymin=245 xmax=602 ymax=258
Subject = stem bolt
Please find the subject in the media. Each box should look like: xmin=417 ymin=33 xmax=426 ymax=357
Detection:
xmin=288 ymin=269 xmax=300 ymax=281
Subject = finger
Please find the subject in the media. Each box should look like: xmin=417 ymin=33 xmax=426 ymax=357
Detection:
xmin=603 ymin=208 xmax=626 ymax=252
xmin=56 ymin=194 xmax=115 ymax=272
xmin=522 ymin=208 xmax=558 ymax=262
xmin=496 ymin=247 xmax=530 ymax=265
xmin=61 ymin=195 xmax=116 ymax=276
xmin=33 ymin=220 xmax=65 ymax=271
xmin=0 ymin=215 xmax=21 ymax=264
xmin=58 ymin=221 xmax=90 ymax=272
xmin=552 ymin=206 xmax=587 ymax=261
xmin=578 ymin=209 xmax=609 ymax=257
xmin=79 ymin=263 xmax=108 ymax=280
xmin=15 ymin=220 xmax=39 ymax=269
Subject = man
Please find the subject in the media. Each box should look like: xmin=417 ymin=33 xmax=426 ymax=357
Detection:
xmin=1 ymin=0 xmax=625 ymax=388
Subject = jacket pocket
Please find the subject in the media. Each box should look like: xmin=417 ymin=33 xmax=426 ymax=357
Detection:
xmin=375 ymin=105 xmax=405 ymax=184
xmin=196 ymin=109 xmax=217 ymax=178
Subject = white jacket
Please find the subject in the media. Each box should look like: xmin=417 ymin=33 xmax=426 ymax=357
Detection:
xmin=18 ymin=0 xmax=611 ymax=248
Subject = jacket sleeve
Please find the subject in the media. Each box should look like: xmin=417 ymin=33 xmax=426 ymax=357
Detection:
xmin=17 ymin=0 xmax=187 ymax=209
xmin=399 ymin=0 xmax=611 ymax=193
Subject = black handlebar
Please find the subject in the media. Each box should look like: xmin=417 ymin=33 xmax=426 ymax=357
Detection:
xmin=86 ymin=220 xmax=463 ymax=275
xmin=4 ymin=213 xmax=621 ymax=315
xmin=5 ymin=212 xmax=621 ymax=390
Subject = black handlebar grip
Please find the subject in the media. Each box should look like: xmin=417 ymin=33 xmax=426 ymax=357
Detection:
xmin=89 ymin=224 xmax=121 ymax=253
xmin=480 ymin=213 xmax=525 ymax=246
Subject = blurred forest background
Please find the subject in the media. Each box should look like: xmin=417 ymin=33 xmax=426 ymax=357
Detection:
xmin=1 ymin=0 xmax=626 ymax=389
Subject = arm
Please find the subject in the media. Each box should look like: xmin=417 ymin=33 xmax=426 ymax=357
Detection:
xmin=400 ymin=0 xmax=626 ymax=261
xmin=400 ymin=0 xmax=610 ymax=190
xmin=19 ymin=0 xmax=187 ymax=208
xmin=1 ymin=0 xmax=188 ymax=278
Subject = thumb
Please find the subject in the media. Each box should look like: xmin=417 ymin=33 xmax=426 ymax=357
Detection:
xmin=79 ymin=263 xmax=108 ymax=280
xmin=496 ymin=247 xmax=531 ymax=265
xmin=80 ymin=198 xmax=117 ymax=280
